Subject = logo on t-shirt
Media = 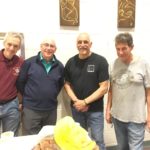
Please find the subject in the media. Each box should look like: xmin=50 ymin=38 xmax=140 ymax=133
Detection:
xmin=87 ymin=65 xmax=95 ymax=72
xmin=12 ymin=67 xmax=20 ymax=76
xmin=114 ymin=69 xmax=131 ymax=89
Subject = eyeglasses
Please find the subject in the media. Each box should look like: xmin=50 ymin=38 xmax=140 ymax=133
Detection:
xmin=77 ymin=40 xmax=90 ymax=44
xmin=42 ymin=43 xmax=55 ymax=48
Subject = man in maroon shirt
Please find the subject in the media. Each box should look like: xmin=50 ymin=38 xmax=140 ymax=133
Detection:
xmin=0 ymin=32 xmax=24 ymax=136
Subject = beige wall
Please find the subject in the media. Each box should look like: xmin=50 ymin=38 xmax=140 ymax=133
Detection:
xmin=1 ymin=0 xmax=150 ymax=146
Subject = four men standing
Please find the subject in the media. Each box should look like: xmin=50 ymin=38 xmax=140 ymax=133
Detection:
xmin=1 ymin=31 xmax=150 ymax=150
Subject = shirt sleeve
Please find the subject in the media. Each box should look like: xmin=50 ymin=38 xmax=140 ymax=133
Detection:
xmin=16 ymin=60 xmax=31 ymax=95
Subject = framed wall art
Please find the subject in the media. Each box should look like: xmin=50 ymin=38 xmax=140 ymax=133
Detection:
xmin=118 ymin=0 xmax=136 ymax=28
xmin=59 ymin=0 xmax=80 ymax=26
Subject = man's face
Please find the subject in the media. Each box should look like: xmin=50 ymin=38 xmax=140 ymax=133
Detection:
xmin=3 ymin=37 xmax=21 ymax=58
xmin=115 ymin=43 xmax=133 ymax=63
xmin=77 ymin=34 xmax=92 ymax=57
xmin=40 ymin=40 xmax=56 ymax=61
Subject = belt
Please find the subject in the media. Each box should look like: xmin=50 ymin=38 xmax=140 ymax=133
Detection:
xmin=0 ymin=96 xmax=17 ymax=105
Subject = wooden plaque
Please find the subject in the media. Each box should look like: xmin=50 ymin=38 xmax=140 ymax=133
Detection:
xmin=60 ymin=0 xmax=80 ymax=26
xmin=118 ymin=0 xmax=136 ymax=28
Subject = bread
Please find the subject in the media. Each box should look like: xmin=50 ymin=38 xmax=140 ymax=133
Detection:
xmin=33 ymin=116 xmax=100 ymax=150
xmin=32 ymin=135 xmax=60 ymax=150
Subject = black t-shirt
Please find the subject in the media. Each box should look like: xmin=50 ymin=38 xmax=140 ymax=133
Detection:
xmin=64 ymin=53 xmax=109 ymax=112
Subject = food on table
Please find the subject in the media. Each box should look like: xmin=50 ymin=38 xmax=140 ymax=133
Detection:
xmin=33 ymin=116 xmax=99 ymax=150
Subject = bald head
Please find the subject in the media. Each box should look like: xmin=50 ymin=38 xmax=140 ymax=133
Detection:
xmin=76 ymin=32 xmax=92 ymax=59
xmin=76 ymin=32 xmax=91 ymax=43
xmin=41 ymin=37 xmax=56 ymax=48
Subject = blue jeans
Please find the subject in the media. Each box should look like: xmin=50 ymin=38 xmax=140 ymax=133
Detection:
xmin=112 ymin=117 xmax=145 ymax=150
xmin=0 ymin=98 xmax=20 ymax=136
xmin=72 ymin=107 xmax=106 ymax=150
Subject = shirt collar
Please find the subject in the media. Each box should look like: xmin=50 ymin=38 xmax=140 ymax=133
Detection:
xmin=40 ymin=52 xmax=55 ymax=63
xmin=0 ymin=49 xmax=16 ymax=61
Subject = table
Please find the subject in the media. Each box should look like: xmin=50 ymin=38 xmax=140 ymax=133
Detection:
xmin=0 ymin=125 xmax=54 ymax=150
xmin=0 ymin=135 xmax=38 ymax=150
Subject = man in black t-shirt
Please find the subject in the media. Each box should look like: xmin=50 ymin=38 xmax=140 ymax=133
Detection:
xmin=64 ymin=32 xmax=109 ymax=150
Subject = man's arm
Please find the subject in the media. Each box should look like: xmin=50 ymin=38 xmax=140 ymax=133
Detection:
xmin=146 ymin=88 xmax=150 ymax=130
xmin=16 ymin=61 xmax=30 ymax=95
xmin=106 ymin=83 xmax=112 ymax=124
xmin=17 ymin=92 xmax=23 ymax=111
xmin=64 ymin=81 xmax=88 ymax=112
xmin=73 ymin=80 xmax=109 ymax=111
xmin=83 ymin=80 xmax=108 ymax=104
xmin=64 ymin=81 xmax=78 ymax=103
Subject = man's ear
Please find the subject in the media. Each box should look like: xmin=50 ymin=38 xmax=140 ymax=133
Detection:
xmin=90 ymin=42 xmax=92 ymax=47
xmin=131 ymin=44 xmax=134 ymax=51
xmin=40 ymin=44 xmax=43 ymax=49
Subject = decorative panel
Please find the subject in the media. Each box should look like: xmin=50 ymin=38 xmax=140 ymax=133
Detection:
xmin=60 ymin=0 xmax=79 ymax=26
xmin=118 ymin=0 xmax=136 ymax=28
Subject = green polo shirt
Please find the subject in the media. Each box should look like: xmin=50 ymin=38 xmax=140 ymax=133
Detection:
xmin=40 ymin=52 xmax=55 ymax=73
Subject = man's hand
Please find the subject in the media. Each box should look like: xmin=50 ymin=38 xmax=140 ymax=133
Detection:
xmin=18 ymin=103 xmax=23 ymax=111
xmin=105 ymin=110 xmax=112 ymax=124
xmin=146 ymin=120 xmax=150 ymax=132
xmin=73 ymin=100 xmax=89 ymax=112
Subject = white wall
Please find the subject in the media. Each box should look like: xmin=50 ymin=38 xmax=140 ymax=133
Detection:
xmin=1 ymin=0 xmax=150 ymax=146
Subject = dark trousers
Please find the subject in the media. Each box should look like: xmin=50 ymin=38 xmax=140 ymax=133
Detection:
xmin=22 ymin=107 xmax=57 ymax=135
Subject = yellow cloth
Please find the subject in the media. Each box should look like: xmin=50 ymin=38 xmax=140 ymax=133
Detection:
xmin=54 ymin=116 xmax=96 ymax=150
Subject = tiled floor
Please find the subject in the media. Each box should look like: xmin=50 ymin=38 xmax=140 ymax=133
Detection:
xmin=107 ymin=140 xmax=150 ymax=150
xmin=144 ymin=141 xmax=150 ymax=150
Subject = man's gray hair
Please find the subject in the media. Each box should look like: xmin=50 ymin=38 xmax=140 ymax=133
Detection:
xmin=3 ymin=32 xmax=23 ymax=46
xmin=115 ymin=32 xmax=133 ymax=47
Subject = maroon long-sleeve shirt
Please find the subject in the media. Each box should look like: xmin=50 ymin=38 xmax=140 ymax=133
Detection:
xmin=0 ymin=49 xmax=24 ymax=102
